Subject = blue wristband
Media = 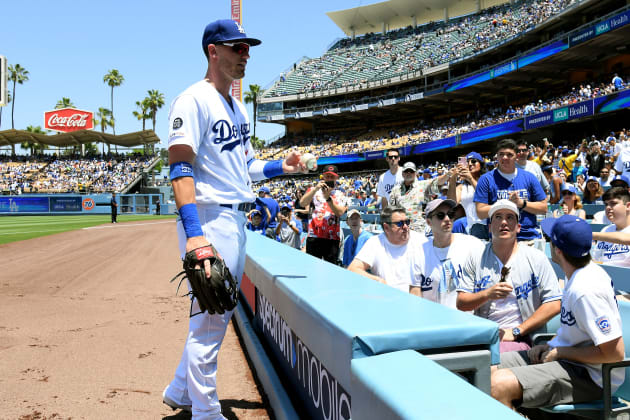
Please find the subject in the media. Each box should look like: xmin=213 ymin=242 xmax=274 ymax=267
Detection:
xmin=262 ymin=160 xmax=284 ymax=178
xmin=170 ymin=161 xmax=194 ymax=181
xmin=179 ymin=203 xmax=204 ymax=238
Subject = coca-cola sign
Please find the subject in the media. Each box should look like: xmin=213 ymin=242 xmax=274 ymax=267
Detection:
xmin=44 ymin=108 xmax=94 ymax=133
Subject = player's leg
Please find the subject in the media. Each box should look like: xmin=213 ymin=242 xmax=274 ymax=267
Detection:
xmin=168 ymin=206 xmax=247 ymax=419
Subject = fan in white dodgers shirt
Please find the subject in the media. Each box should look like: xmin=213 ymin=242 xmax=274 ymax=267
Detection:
xmin=376 ymin=148 xmax=404 ymax=209
xmin=492 ymin=215 xmax=624 ymax=410
xmin=410 ymin=198 xmax=483 ymax=308
xmin=349 ymin=206 xmax=427 ymax=293
xmin=457 ymin=200 xmax=561 ymax=353
xmin=592 ymin=186 xmax=630 ymax=267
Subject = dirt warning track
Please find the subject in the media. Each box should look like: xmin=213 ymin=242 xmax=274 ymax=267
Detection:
xmin=0 ymin=220 xmax=269 ymax=420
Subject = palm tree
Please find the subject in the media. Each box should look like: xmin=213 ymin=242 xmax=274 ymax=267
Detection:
xmin=94 ymin=107 xmax=113 ymax=154
xmin=55 ymin=97 xmax=75 ymax=109
xmin=244 ymin=84 xmax=261 ymax=140
xmin=132 ymin=98 xmax=151 ymax=130
xmin=102 ymin=69 xmax=124 ymax=135
xmin=0 ymin=91 xmax=10 ymax=130
xmin=145 ymin=89 xmax=165 ymax=132
xmin=9 ymin=64 xmax=29 ymax=132
xmin=23 ymin=125 xmax=47 ymax=155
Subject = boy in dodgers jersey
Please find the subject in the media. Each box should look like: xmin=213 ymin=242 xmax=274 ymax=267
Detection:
xmin=492 ymin=216 xmax=624 ymax=409
xmin=592 ymin=187 xmax=630 ymax=267
xmin=163 ymin=20 xmax=306 ymax=419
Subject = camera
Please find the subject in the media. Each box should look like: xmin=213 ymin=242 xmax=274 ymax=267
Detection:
xmin=325 ymin=180 xmax=335 ymax=188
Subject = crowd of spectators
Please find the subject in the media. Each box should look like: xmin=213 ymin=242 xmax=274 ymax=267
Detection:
xmin=0 ymin=153 xmax=154 ymax=194
xmin=265 ymin=0 xmax=579 ymax=97
xmin=257 ymin=72 xmax=629 ymax=161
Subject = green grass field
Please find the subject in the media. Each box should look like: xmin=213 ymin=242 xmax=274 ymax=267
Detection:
xmin=0 ymin=214 xmax=176 ymax=245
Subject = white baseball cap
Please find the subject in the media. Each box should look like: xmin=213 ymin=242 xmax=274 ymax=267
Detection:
xmin=347 ymin=209 xmax=362 ymax=219
xmin=488 ymin=199 xmax=519 ymax=220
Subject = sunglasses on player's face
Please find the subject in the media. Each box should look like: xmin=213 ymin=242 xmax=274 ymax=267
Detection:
xmin=217 ymin=42 xmax=250 ymax=55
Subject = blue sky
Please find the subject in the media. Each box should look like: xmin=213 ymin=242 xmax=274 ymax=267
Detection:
xmin=1 ymin=0 xmax=379 ymax=153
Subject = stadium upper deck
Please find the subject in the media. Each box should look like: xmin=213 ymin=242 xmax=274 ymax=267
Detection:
xmin=262 ymin=0 xmax=584 ymax=99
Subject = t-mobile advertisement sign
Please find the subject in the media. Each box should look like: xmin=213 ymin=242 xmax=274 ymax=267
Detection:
xmin=255 ymin=289 xmax=351 ymax=420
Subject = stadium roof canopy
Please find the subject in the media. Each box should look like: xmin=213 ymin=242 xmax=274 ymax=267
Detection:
xmin=327 ymin=0 xmax=507 ymax=37
xmin=0 ymin=129 xmax=160 ymax=148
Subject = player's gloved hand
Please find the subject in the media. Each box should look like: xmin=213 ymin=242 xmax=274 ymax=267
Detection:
xmin=171 ymin=244 xmax=238 ymax=315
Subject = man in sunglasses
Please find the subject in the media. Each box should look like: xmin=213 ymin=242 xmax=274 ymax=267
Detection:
xmin=376 ymin=148 xmax=404 ymax=209
xmin=409 ymin=199 xmax=482 ymax=308
xmin=457 ymin=200 xmax=561 ymax=352
xmin=164 ymin=19 xmax=307 ymax=418
xmin=349 ymin=206 xmax=427 ymax=293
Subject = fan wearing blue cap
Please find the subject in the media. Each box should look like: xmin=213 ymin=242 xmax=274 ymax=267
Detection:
xmin=163 ymin=19 xmax=309 ymax=416
xmin=492 ymin=215 xmax=624 ymax=410
xmin=553 ymin=184 xmax=585 ymax=219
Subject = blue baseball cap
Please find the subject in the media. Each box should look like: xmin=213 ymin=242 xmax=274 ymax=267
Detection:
xmin=541 ymin=215 xmax=592 ymax=258
xmin=466 ymin=151 xmax=483 ymax=162
xmin=258 ymin=186 xmax=270 ymax=194
xmin=586 ymin=176 xmax=600 ymax=184
xmin=423 ymin=168 xmax=432 ymax=174
xmin=202 ymin=20 xmax=261 ymax=54
xmin=560 ymin=184 xmax=577 ymax=194
xmin=611 ymin=175 xmax=630 ymax=188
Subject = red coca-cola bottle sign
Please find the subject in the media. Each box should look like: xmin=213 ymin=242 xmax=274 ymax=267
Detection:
xmin=44 ymin=108 xmax=94 ymax=132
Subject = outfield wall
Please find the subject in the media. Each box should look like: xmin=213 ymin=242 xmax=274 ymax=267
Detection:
xmin=240 ymin=232 xmax=520 ymax=419
xmin=0 ymin=194 xmax=165 ymax=215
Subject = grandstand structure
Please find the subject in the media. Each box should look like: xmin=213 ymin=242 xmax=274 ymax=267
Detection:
xmin=257 ymin=0 xmax=630 ymax=170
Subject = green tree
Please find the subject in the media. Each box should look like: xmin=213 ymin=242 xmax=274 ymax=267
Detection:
xmin=132 ymin=98 xmax=151 ymax=130
xmin=55 ymin=97 xmax=75 ymax=109
xmin=23 ymin=125 xmax=47 ymax=155
xmin=103 ymin=69 xmax=124 ymax=135
xmin=8 ymin=64 xmax=29 ymax=154
xmin=94 ymin=107 xmax=114 ymax=154
xmin=250 ymin=136 xmax=265 ymax=150
xmin=145 ymin=89 xmax=165 ymax=132
xmin=243 ymin=84 xmax=261 ymax=140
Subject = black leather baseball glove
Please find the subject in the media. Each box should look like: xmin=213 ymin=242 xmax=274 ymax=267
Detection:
xmin=171 ymin=245 xmax=238 ymax=315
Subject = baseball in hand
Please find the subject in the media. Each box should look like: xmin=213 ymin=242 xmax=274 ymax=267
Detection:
xmin=301 ymin=153 xmax=317 ymax=171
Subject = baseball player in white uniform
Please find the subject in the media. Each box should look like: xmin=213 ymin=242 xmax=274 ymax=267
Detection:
xmin=163 ymin=20 xmax=306 ymax=419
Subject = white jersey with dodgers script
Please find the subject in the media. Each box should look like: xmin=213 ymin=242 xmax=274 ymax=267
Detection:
xmin=548 ymin=263 xmax=624 ymax=390
xmin=411 ymin=233 xmax=482 ymax=308
xmin=377 ymin=168 xmax=403 ymax=202
xmin=168 ymin=80 xmax=255 ymax=205
xmin=592 ymin=224 xmax=630 ymax=267
xmin=458 ymin=242 xmax=562 ymax=322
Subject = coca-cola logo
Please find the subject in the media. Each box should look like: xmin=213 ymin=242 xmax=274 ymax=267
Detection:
xmin=44 ymin=108 xmax=94 ymax=133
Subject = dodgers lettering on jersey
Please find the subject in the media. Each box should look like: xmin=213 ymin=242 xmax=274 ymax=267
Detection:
xmin=514 ymin=273 xmax=541 ymax=300
xmin=212 ymin=120 xmax=250 ymax=152
xmin=596 ymin=242 xmax=630 ymax=260
xmin=560 ymin=306 xmax=577 ymax=326
xmin=168 ymin=80 xmax=256 ymax=205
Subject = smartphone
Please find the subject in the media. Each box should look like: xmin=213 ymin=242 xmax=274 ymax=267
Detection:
xmin=458 ymin=156 xmax=467 ymax=166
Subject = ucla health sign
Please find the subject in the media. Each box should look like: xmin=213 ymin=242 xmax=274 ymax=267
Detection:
xmin=525 ymin=99 xmax=593 ymax=129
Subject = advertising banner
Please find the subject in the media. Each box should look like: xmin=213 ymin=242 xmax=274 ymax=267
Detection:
xmin=412 ymin=136 xmax=456 ymax=154
xmin=460 ymin=119 xmax=524 ymax=145
xmin=364 ymin=150 xmax=384 ymax=160
xmin=490 ymin=60 xmax=517 ymax=78
xmin=569 ymin=27 xmax=596 ymax=47
xmin=525 ymin=110 xmax=554 ymax=130
xmin=317 ymin=154 xmax=361 ymax=165
xmin=567 ymin=100 xmax=593 ymax=120
xmin=44 ymin=108 xmax=94 ymax=133
xmin=255 ymin=289 xmax=351 ymax=420
xmin=517 ymin=41 xmax=568 ymax=69
xmin=50 ymin=197 xmax=82 ymax=212
xmin=594 ymin=89 xmax=630 ymax=114
xmin=0 ymin=196 xmax=49 ymax=213
xmin=350 ymin=104 xmax=368 ymax=112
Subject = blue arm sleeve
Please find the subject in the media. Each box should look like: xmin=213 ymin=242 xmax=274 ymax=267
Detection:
xmin=248 ymin=159 xmax=284 ymax=181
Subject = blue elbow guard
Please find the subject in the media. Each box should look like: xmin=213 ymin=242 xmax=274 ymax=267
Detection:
xmin=263 ymin=160 xmax=284 ymax=178
xmin=179 ymin=203 xmax=204 ymax=238
xmin=170 ymin=162 xmax=194 ymax=181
